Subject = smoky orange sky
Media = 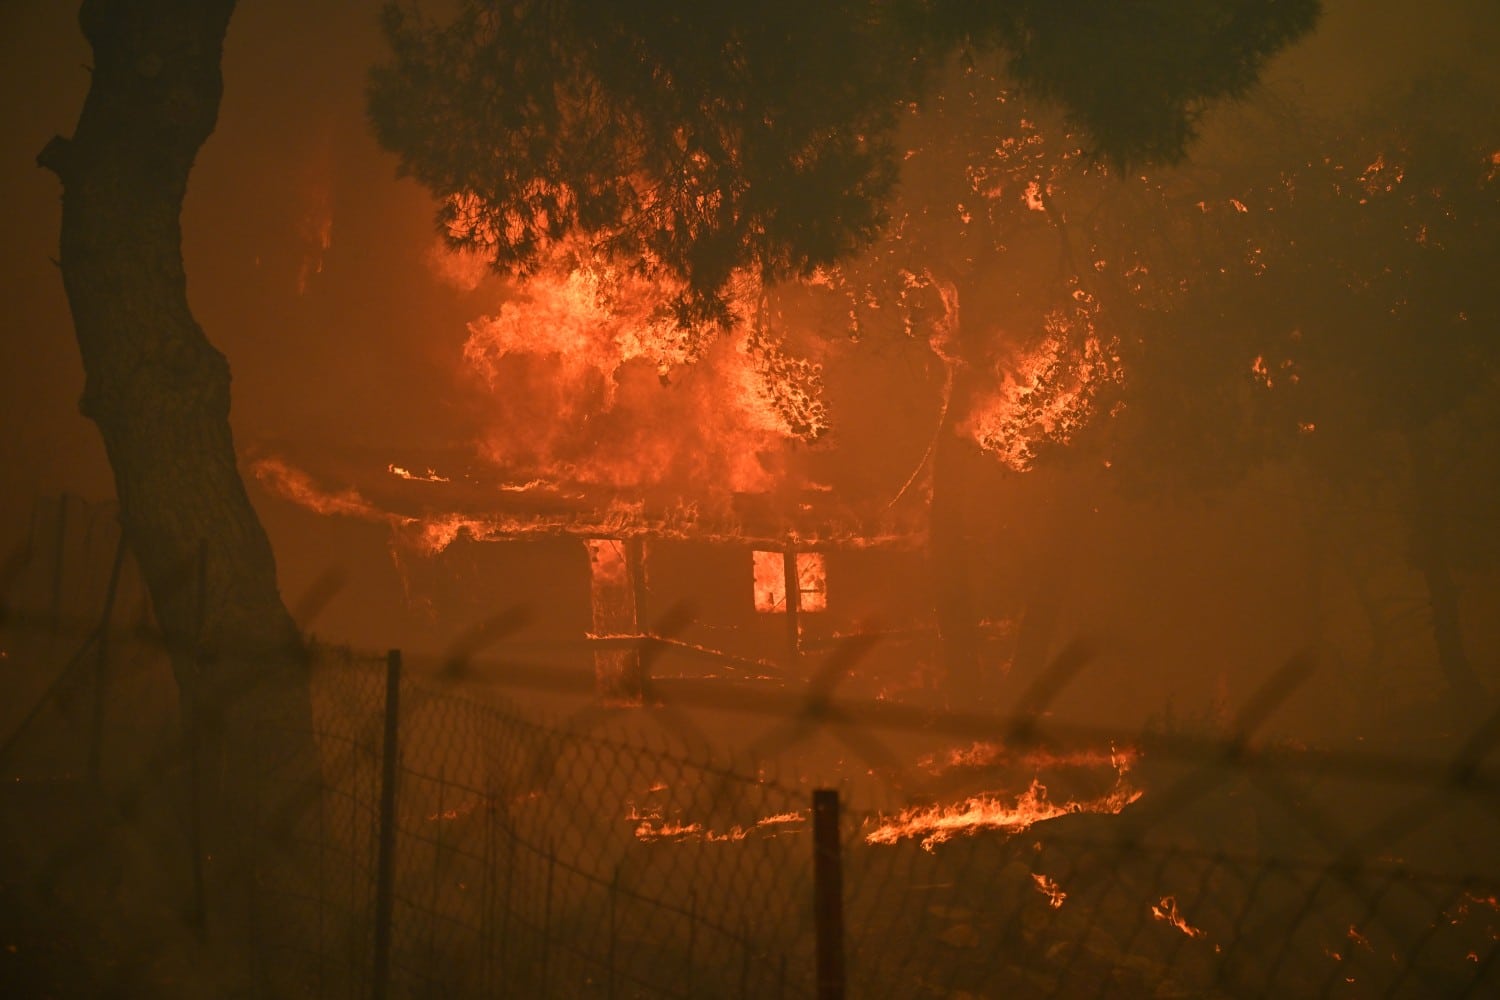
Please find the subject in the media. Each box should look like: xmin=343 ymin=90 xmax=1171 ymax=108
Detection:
xmin=3 ymin=1 xmax=1498 ymax=728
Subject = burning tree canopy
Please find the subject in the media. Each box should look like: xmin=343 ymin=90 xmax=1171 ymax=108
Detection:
xmin=456 ymin=238 xmax=828 ymax=495
xmin=368 ymin=0 xmax=1319 ymax=326
xmin=357 ymin=8 xmax=1319 ymax=691
xmin=369 ymin=0 xmax=907 ymax=328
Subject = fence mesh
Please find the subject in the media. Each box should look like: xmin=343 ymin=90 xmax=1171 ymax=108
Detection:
xmin=241 ymin=644 xmax=1499 ymax=999
xmin=253 ymin=651 xmax=820 ymax=998
xmin=2 ymin=498 xmax=1497 ymax=998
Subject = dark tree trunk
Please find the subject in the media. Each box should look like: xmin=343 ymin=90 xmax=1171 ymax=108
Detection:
xmin=1406 ymin=432 xmax=1485 ymax=709
xmin=40 ymin=1 xmax=316 ymax=988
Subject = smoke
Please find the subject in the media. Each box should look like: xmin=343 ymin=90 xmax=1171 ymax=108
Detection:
xmin=5 ymin=0 xmax=1498 ymax=708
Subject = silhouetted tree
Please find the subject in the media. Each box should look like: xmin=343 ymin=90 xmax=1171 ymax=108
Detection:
xmin=1083 ymin=80 xmax=1500 ymax=708
xmin=40 ymin=0 xmax=315 ymax=989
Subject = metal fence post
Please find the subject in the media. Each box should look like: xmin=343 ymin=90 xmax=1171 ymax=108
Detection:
xmin=372 ymin=649 xmax=402 ymax=1000
xmin=813 ymin=788 xmax=845 ymax=1000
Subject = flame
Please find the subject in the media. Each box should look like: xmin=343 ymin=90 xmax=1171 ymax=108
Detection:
xmin=796 ymin=554 xmax=829 ymax=613
xmin=752 ymin=551 xmax=786 ymax=613
xmin=252 ymin=456 xmax=387 ymax=521
xmin=628 ymin=806 xmax=805 ymax=844
xmin=1032 ymin=873 xmax=1067 ymax=908
xmin=388 ymin=464 xmax=450 ymax=483
xmin=1251 ymin=355 xmax=1273 ymax=388
xmin=444 ymin=211 xmax=826 ymax=496
xmin=967 ymin=291 xmax=1121 ymax=471
xmin=918 ymin=740 xmax=1008 ymax=773
xmin=917 ymin=740 xmax=1139 ymax=776
xmin=256 ymin=452 xmax=908 ymax=560
xmin=864 ymin=777 xmax=1141 ymax=852
xmin=1151 ymin=895 xmax=1207 ymax=939
xmin=752 ymin=550 xmax=829 ymax=614
xmin=251 ymin=457 xmax=557 ymax=554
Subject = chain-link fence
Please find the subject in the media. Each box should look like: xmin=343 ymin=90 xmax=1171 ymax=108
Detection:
xmin=3 ymin=497 xmax=1497 ymax=997
xmin=258 ymin=648 xmax=819 ymax=998
xmin=241 ymin=640 xmax=1499 ymax=999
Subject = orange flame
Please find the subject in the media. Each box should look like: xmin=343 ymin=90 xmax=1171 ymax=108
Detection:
xmin=752 ymin=551 xmax=828 ymax=614
xmin=1151 ymin=895 xmax=1207 ymax=939
xmin=388 ymin=464 xmax=450 ymax=483
xmin=864 ymin=777 xmax=1141 ymax=852
xmin=1032 ymin=873 xmax=1067 ymax=908
xmin=917 ymin=740 xmax=1139 ymax=776
xmin=251 ymin=456 xmax=387 ymax=521
xmin=447 ymin=223 xmax=826 ymax=496
xmin=627 ymin=805 xmax=805 ymax=844
xmin=967 ymin=292 xmax=1121 ymax=471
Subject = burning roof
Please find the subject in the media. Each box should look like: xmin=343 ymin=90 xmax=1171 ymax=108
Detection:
xmin=252 ymin=449 xmax=926 ymax=556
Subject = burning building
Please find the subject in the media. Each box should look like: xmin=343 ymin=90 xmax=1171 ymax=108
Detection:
xmin=249 ymin=232 xmax=966 ymax=700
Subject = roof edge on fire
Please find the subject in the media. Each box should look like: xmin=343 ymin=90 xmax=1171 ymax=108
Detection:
xmin=249 ymin=449 xmax=929 ymax=552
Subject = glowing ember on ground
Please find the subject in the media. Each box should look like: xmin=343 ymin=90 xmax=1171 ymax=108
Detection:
xmin=1032 ymin=873 xmax=1067 ymax=908
xmin=1446 ymin=891 xmax=1500 ymax=926
xmin=1152 ymin=895 xmax=1207 ymax=939
xmin=864 ymin=777 xmax=1141 ymax=852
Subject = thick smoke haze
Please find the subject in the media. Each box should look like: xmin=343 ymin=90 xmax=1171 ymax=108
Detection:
xmin=3 ymin=0 xmax=1497 ymax=735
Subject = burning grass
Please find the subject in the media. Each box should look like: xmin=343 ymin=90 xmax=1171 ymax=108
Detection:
xmin=864 ymin=777 xmax=1143 ymax=851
